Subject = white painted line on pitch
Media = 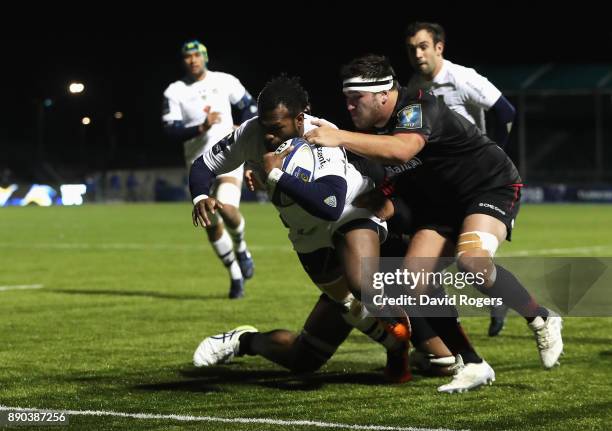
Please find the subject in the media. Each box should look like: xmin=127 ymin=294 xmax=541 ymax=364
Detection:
xmin=0 ymin=242 xmax=291 ymax=252
xmin=0 ymin=284 xmax=43 ymax=292
xmin=499 ymin=245 xmax=612 ymax=257
xmin=0 ymin=406 xmax=464 ymax=431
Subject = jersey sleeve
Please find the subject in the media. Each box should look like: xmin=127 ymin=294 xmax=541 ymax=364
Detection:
xmin=201 ymin=121 xmax=249 ymax=174
xmin=391 ymin=91 xmax=440 ymax=141
xmin=225 ymin=74 xmax=247 ymax=105
xmin=460 ymin=69 xmax=502 ymax=110
xmin=161 ymin=86 xmax=183 ymax=124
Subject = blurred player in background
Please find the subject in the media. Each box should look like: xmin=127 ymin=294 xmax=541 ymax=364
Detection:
xmin=405 ymin=22 xmax=517 ymax=335
xmin=162 ymin=40 xmax=258 ymax=299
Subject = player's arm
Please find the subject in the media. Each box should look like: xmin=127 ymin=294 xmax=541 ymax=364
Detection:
xmin=462 ymin=70 xmax=515 ymax=147
xmin=161 ymin=93 xmax=199 ymax=143
xmin=227 ymin=75 xmax=258 ymax=124
xmin=305 ymin=126 xmax=425 ymax=165
xmin=262 ymin=148 xmax=347 ymax=221
xmin=489 ymin=95 xmax=516 ymax=148
xmin=163 ymin=110 xmax=219 ymax=143
xmin=232 ymin=91 xmax=258 ymax=124
xmin=190 ymin=128 xmax=247 ymax=226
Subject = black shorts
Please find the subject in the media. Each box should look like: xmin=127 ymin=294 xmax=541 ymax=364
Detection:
xmin=410 ymin=184 xmax=522 ymax=241
xmin=297 ymin=219 xmax=383 ymax=284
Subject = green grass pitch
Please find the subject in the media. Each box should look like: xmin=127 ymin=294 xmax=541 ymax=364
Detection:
xmin=1 ymin=203 xmax=611 ymax=430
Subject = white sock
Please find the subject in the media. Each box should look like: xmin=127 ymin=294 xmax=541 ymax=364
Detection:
xmin=211 ymin=230 xmax=242 ymax=280
xmin=226 ymin=216 xmax=247 ymax=253
xmin=342 ymin=296 xmax=402 ymax=351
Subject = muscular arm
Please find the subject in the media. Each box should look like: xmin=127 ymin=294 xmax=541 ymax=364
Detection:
xmin=307 ymin=128 xmax=425 ymax=165
xmin=268 ymin=170 xmax=347 ymax=221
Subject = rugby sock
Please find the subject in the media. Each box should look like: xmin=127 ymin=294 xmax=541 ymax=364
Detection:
xmin=238 ymin=331 xmax=258 ymax=356
xmin=421 ymin=287 xmax=482 ymax=363
xmin=480 ymin=264 xmax=549 ymax=323
xmin=409 ymin=316 xmax=438 ymax=346
xmin=211 ymin=230 xmax=243 ymax=280
xmin=342 ymin=298 xmax=402 ymax=351
xmin=226 ymin=216 xmax=247 ymax=253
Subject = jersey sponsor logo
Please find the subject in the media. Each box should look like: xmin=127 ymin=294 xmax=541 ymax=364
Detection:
xmin=397 ymin=104 xmax=422 ymax=129
xmin=316 ymin=147 xmax=329 ymax=168
xmin=211 ymin=132 xmax=235 ymax=155
xmin=324 ymin=195 xmax=337 ymax=208
xmin=478 ymin=202 xmax=506 ymax=216
xmin=384 ymin=157 xmax=422 ymax=175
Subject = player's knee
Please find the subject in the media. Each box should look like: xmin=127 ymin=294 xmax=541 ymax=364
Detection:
xmin=456 ymin=231 xmax=499 ymax=258
xmin=218 ymin=204 xmax=239 ymax=223
xmin=456 ymin=231 xmax=498 ymax=281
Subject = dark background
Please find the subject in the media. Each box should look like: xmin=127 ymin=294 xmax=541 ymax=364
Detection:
xmin=1 ymin=7 xmax=610 ymax=180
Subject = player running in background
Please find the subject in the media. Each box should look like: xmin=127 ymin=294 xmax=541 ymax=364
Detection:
xmin=162 ymin=40 xmax=257 ymax=299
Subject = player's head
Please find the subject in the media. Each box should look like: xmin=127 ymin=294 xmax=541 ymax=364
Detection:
xmin=181 ymin=39 xmax=208 ymax=79
xmin=405 ymin=22 xmax=445 ymax=79
xmin=340 ymin=54 xmax=398 ymax=130
xmin=257 ymin=75 xmax=310 ymax=149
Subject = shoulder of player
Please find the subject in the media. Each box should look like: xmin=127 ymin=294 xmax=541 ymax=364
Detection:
xmin=444 ymin=59 xmax=488 ymax=84
xmin=163 ymin=80 xmax=187 ymax=97
xmin=208 ymin=70 xmax=241 ymax=83
xmin=304 ymin=114 xmax=338 ymax=133
xmin=233 ymin=116 xmax=260 ymax=141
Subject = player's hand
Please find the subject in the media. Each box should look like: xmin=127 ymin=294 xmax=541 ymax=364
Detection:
xmin=199 ymin=106 xmax=222 ymax=133
xmin=262 ymin=146 xmax=293 ymax=174
xmin=304 ymin=120 xmax=344 ymax=147
xmin=354 ymin=189 xmax=395 ymax=221
xmin=244 ymin=169 xmax=265 ymax=191
xmin=192 ymin=197 xmax=224 ymax=227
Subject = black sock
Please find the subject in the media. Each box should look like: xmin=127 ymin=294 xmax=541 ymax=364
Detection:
xmin=410 ymin=316 xmax=438 ymax=346
xmin=238 ymin=332 xmax=257 ymax=356
xmin=478 ymin=265 xmax=548 ymax=322
xmin=426 ymin=317 xmax=482 ymax=363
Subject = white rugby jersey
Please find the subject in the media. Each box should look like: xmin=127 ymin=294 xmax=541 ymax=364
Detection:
xmin=163 ymin=70 xmax=248 ymax=164
xmin=201 ymin=114 xmax=380 ymax=252
xmin=406 ymin=59 xmax=501 ymax=134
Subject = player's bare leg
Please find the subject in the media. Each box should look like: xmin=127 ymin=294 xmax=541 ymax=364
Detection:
xmin=457 ymin=214 xmax=563 ymax=369
xmin=403 ymin=230 xmax=480 ymax=365
xmin=239 ymin=295 xmax=353 ymax=373
xmin=216 ymin=176 xmax=254 ymax=281
xmin=335 ymin=226 xmax=412 ymax=381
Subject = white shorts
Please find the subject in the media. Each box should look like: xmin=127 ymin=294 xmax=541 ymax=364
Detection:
xmin=209 ymin=165 xmax=244 ymax=208
xmin=288 ymin=204 xmax=387 ymax=254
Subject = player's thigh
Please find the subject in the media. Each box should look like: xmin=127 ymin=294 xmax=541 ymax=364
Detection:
xmin=405 ymin=228 xmax=455 ymax=261
xmin=461 ymin=214 xmax=507 ymax=245
xmin=333 ymin=219 xmax=383 ymax=289
xmin=404 ymin=229 xmax=455 ymax=292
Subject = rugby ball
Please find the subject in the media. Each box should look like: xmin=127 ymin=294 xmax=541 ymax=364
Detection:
xmin=271 ymin=138 xmax=315 ymax=207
